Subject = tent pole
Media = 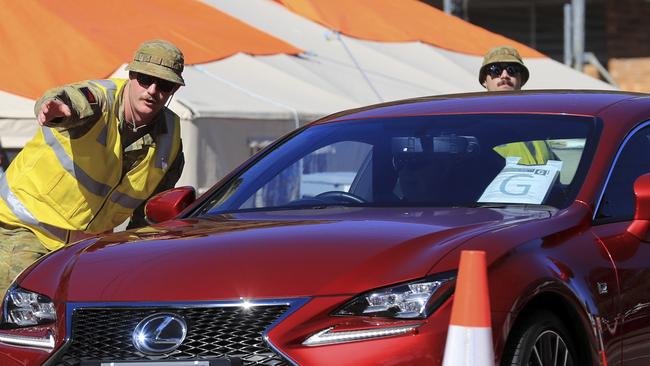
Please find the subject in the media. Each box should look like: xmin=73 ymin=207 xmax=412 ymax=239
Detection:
xmin=564 ymin=3 xmax=572 ymax=66
xmin=571 ymin=0 xmax=585 ymax=71
xmin=443 ymin=0 xmax=453 ymax=14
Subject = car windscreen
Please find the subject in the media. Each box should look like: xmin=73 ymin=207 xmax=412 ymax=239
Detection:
xmin=196 ymin=114 xmax=599 ymax=215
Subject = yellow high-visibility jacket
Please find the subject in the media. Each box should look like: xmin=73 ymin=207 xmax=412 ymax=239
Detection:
xmin=0 ymin=78 xmax=181 ymax=250
xmin=494 ymin=141 xmax=555 ymax=165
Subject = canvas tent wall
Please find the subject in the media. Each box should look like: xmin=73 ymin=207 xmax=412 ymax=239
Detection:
xmin=0 ymin=91 xmax=37 ymax=149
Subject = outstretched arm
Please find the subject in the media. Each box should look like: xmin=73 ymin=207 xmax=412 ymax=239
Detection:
xmin=33 ymin=81 xmax=106 ymax=130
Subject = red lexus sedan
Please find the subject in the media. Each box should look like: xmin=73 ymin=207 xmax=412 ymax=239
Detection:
xmin=2 ymin=90 xmax=650 ymax=366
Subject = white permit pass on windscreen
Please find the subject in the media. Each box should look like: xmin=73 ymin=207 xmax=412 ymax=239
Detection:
xmin=478 ymin=157 xmax=563 ymax=204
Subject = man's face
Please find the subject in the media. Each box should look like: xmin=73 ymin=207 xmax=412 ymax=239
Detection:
xmin=482 ymin=63 xmax=523 ymax=91
xmin=127 ymin=72 xmax=180 ymax=122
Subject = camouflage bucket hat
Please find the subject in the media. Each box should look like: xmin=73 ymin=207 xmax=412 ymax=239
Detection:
xmin=126 ymin=39 xmax=185 ymax=86
xmin=478 ymin=45 xmax=529 ymax=87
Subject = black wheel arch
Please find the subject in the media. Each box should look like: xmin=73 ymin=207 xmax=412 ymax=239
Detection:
xmin=499 ymin=291 xmax=596 ymax=366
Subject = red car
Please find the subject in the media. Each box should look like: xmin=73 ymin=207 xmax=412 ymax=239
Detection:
xmin=2 ymin=90 xmax=650 ymax=366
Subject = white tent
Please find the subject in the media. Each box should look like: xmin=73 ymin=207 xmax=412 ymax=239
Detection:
xmin=207 ymin=0 xmax=613 ymax=92
xmin=0 ymin=0 xmax=615 ymax=193
xmin=0 ymin=91 xmax=38 ymax=149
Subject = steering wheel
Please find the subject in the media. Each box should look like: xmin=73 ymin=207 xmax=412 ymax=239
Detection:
xmin=314 ymin=191 xmax=366 ymax=204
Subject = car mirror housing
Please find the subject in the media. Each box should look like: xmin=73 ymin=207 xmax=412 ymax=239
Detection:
xmin=145 ymin=186 xmax=196 ymax=224
xmin=628 ymin=173 xmax=650 ymax=241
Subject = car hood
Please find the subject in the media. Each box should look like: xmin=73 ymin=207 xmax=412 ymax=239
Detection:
xmin=23 ymin=207 xmax=551 ymax=302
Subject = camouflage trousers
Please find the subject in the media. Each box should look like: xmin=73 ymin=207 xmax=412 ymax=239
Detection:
xmin=0 ymin=224 xmax=48 ymax=295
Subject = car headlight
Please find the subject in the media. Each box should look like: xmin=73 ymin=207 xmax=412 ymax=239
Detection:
xmin=1 ymin=286 xmax=56 ymax=328
xmin=334 ymin=272 xmax=456 ymax=319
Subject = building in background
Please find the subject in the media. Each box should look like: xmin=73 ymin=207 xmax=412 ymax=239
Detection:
xmin=423 ymin=0 xmax=650 ymax=92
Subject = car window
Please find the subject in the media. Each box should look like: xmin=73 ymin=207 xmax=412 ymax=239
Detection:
xmin=596 ymin=123 xmax=650 ymax=222
xmin=238 ymin=141 xmax=372 ymax=209
xmin=197 ymin=114 xmax=597 ymax=215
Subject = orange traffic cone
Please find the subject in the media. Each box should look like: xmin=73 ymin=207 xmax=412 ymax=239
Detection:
xmin=442 ymin=250 xmax=494 ymax=366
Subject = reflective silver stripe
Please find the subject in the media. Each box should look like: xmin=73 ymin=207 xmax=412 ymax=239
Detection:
xmin=37 ymin=222 xmax=67 ymax=242
xmin=42 ymin=128 xmax=113 ymax=197
xmin=154 ymin=112 xmax=176 ymax=170
xmin=109 ymin=191 xmax=142 ymax=209
xmin=0 ymin=175 xmax=39 ymax=226
xmin=96 ymin=123 xmax=108 ymax=146
xmin=0 ymin=174 xmax=67 ymax=241
xmin=90 ymin=80 xmax=117 ymax=147
xmin=90 ymin=79 xmax=116 ymax=109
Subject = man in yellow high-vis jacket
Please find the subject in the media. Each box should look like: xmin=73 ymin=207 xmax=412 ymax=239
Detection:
xmin=0 ymin=39 xmax=186 ymax=293
xmin=479 ymin=46 xmax=556 ymax=165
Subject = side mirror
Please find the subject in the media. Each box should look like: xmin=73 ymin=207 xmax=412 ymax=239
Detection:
xmin=627 ymin=173 xmax=650 ymax=241
xmin=145 ymin=186 xmax=196 ymax=224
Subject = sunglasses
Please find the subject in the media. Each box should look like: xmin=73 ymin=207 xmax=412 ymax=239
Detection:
xmin=486 ymin=63 xmax=523 ymax=78
xmin=134 ymin=72 xmax=177 ymax=93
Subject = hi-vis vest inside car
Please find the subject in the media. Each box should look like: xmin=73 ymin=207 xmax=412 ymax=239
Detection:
xmin=0 ymin=78 xmax=181 ymax=250
xmin=494 ymin=140 xmax=553 ymax=166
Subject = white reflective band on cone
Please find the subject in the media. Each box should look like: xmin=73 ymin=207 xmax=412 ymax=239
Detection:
xmin=442 ymin=325 xmax=494 ymax=366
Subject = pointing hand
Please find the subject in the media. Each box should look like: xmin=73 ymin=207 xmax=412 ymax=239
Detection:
xmin=37 ymin=99 xmax=72 ymax=126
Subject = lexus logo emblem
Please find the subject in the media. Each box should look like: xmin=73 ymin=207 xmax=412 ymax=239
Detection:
xmin=133 ymin=313 xmax=187 ymax=355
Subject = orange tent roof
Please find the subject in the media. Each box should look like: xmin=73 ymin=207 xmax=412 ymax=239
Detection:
xmin=0 ymin=0 xmax=301 ymax=99
xmin=277 ymin=0 xmax=543 ymax=58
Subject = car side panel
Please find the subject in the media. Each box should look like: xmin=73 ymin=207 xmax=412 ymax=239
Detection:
xmin=593 ymin=221 xmax=650 ymax=366
xmin=431 ymin=206 xmax=619 ymax=365
xmin=490 ymin=232 xmax=618 ymax=365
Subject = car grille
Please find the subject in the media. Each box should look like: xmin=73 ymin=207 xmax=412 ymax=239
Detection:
xmin=49 ymin=305 xmax=291 ymax=366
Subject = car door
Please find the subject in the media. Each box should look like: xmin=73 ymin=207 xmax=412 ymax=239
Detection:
xmin=593 ymin=122 xmax=650 ymax=365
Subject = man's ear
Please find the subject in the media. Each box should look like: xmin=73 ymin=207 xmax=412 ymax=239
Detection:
xmin=481 ymin=80 xmax=487 ymax=89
